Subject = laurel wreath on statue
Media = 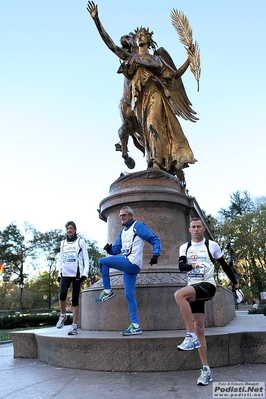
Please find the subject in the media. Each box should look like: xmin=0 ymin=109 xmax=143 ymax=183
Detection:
xmin=171 ymin=9 xmax=201 ymax=92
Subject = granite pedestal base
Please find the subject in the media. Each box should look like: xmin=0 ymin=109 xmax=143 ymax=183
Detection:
xmin=81 ymin=281 xmax=235 ymax=331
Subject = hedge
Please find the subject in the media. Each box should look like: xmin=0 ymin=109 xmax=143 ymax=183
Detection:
xmin=248 ymin=305 xmax=266 ymax=316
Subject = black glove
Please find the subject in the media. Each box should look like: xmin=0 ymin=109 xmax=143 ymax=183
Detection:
xmin=80 ymin=275 xmax=87 ymax=282
xmin=149 ymin=255 xmax=159 ymax=266
xmin=104 ymin=243 xmax=112 ymax=252
xmin=57 ymin=276 xmax=61 ymax=283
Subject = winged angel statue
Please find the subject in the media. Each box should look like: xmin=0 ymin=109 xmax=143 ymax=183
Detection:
xmin=87 ymin=2 xmax=201 ymax=179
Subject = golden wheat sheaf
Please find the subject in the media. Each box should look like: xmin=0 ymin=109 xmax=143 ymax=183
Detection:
xmin=171 ymin=9 xmax=201 ymax=91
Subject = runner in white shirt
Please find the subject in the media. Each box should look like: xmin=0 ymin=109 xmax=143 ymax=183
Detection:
xmin=56 ymin=221 xmax=89 ymax=335
xmin=175 ymin=218 xmax=239 ymax=386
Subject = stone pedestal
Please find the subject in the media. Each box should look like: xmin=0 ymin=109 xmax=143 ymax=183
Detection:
xmin=81 ymin=169 xmax=235 ymax=330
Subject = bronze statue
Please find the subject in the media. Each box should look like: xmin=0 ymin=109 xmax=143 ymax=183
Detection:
xmin=87 ymin=2 xmax=200 ymax=177
xmin=115 ymin=32 xmax=145 ymax=170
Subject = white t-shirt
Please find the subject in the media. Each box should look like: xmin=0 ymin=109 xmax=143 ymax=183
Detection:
xmin=179 ymin=238 xmax=222 ymax=286
xmin=59 ymin=238 xmax=89 ymax=277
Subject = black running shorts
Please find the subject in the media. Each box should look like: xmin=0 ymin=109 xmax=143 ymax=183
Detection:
xmin=189 ymin=282 xmax=216 ymax=314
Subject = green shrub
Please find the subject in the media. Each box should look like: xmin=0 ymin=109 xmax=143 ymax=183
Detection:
xmin=0 ymin=332 xmax=10 ymax=341
xmin=0 ymin=314 xmax=72 ymax=330
xmin=248 ymin=305 xmax=266 ymax=316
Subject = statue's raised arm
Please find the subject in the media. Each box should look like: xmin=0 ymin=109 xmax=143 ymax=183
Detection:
xmin=87 ymin=2 xmax=145 ymax=170
xmin=87 ymin=1 xmax=128 ymax=61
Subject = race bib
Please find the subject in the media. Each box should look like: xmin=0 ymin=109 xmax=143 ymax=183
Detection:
xmin=121 ymin=241 xmax=131 ymax=256
xmin=188 ymin=264 xmax=205 ymax=279
xmin=63 ymin=251 xmax=77 ymax=263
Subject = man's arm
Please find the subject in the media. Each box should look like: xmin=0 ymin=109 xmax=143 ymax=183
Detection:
xmin=106 ymin=232 xmax=123 ymax=255
xmin=134 ymin=222 xmax=162 ymax=256
xmin=217 ymin=256 xmax=239 ymax=287
xmin=179 ymin=255 xmax=193 ymax=272
xmin=178 ymin=242 xmax=192 ymax=271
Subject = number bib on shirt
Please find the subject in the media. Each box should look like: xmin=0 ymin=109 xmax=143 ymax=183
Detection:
xmin=63 ymin=251 xmax=77 ymax=264
xmin=63 ymin=243 xmax=77 ymax=266
xmin=187 ymin=264 xmax=205 ymax=279
xmin=121 ymin=241 xmax=131 ymax=256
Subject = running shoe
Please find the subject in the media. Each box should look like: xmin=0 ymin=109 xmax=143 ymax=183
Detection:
xmin=177 ymin=334 xmax=201 ymax=351
xmin=121 ymin=324 xmax=142 ymax=336
xmin=197 ymin=367 xmax=213 ymax=385
xmin=56 ymin=314 xmax=67 ymax=329
xmin=68 ymin=324 xmax=78 ymax=335
xmin=94 ymin=290 xmax=115 ymax=303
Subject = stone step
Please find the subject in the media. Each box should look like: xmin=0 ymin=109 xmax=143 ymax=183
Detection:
xmin=10 ymin=313 xmax=266 ymax=372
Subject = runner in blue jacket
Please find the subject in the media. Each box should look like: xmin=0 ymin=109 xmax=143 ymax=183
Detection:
xmin=95 ymin=205 xmax=161 ymax=336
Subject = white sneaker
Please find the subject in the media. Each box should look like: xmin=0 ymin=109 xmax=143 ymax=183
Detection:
xmin=68 ymin=324 xmax=78 ymax=335
xmin=56 ymin=314 xmax=67 ymax=329
xmin=177 ymin=334 xmax=201 ymax=351
xmin=197 ymin=367 xmax=213 ymax=385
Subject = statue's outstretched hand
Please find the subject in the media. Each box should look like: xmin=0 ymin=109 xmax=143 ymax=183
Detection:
xmin=87 ymin=1 xmax=98 ymax=19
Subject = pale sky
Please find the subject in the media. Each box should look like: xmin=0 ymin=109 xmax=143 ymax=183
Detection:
xmin=1 ymin=0 xmax=265 ymax=248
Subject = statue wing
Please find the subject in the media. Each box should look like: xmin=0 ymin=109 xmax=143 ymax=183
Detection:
xmin=155 ymin=47 xmax=198 ymax=122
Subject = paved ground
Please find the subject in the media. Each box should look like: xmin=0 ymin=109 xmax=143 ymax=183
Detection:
xmin=1 ymin=304 xmax=266 ymax=399
xmin=1 ymin=343 xmax=266 ymax=399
